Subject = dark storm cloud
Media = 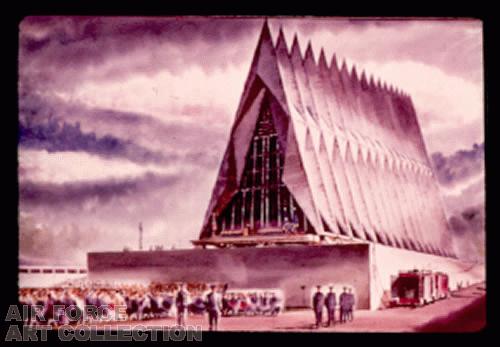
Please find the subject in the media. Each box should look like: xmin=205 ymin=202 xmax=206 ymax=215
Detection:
xmin=19 ymin=16 xmax=262 ymax=90
xmin=448 ymin=203 xmax=484 ymax=262
xmin=20 ymin=172 xmax=181 ymax=207
xmin=81 ymin=103 xmax=229 ymax=155
xmin=430 ymin=142 xmax=484 ymax=186
xmin=19 ymin=91 xmax=225 ymax=168
xmin=19 ymin=117 xmax=174 ymax=165
xmin=21 ymin=16 xmax=259 ymax=55
xmin=19 ymin=16 xmax=482 ymax=94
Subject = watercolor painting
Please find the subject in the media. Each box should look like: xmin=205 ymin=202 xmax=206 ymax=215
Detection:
xmin=16 ymin=16 xmax=484 ymax=335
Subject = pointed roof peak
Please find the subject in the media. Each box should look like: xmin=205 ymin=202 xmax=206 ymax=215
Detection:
xmin=340 ymin=59 xmax=348 ymax=72
xmin=369 ymin=74 xmax=376 ymax=89
xmin=259 ymin=18 xmax=272 ymax=38
xmin=330 ymin=53 xmax=338 ymax=70
xmin=360 ymin=70 xmax=368 ymax=90
xmin=304 ymin=40 xmax=316 ymax=65
xmin=277 ymin=25 xmax=285 ymax=39
xmin=351 ymin=65 xmax=360 ymax=90
xmin=290 ymin=33 xmax=302 ymax=60
xmin=306 ymin=40 xmax=313 ymax=51
xmin=319 ymin=47 xmax=326 ymax=60
xmin=292 ymin=33 xmax=300 ymax=47
xmin=275 ymin=26 xmax=288 ymax=53
xmin=339 ymin=59 xmax=352 ymax=89
xmin=351 ymin=64 xmax=358 ymax=79
xmin=253 ymin=17 xmax=275 ymax=55
xmin=290 ymin=33 xmax=303 ymax=63
xmin=318 ymin=48 xmax=328 ymax=70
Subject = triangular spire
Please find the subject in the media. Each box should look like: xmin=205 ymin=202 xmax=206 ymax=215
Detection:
xmin=330 ymin=53 xmax=338 ymax=71
xmin=369 ymin=75 xmax=376 ymax=90
xmin=351 ymin=65 xmax=360 ymax=90
xmin=360 ymin=70 xmax=368 ymax=90
xmin=329 ymin=53 xmax=342 ymax=92
xmin=290 ymin=33 xmax=303 ymax=62
xmin=340 ymin=59 xmax=350 ymax=82
xmin=247 ymin=19 xmax=276 ymax=75
xmin=236 ymin=19 xmax=289 ymax=120
xmin=339 ymin=59 xmax=351 ymax=93
xmin=304 ymin=41 xmax=315 ymax=65
xmin=351 ymin=64 xmax=358 ymax=81
xmin=318 ymin=48 xmax=328 ymax=71
xmin=258 ymin=19 xmax=273 ymax=48
xmin=275 ymin=26 xmax=289 ymax=56
xmin=340 ymin=59 xmax=348 ymax=73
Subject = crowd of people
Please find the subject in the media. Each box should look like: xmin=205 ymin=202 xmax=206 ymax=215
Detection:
xmin=20 ymin=281 xmax=355 ymax=330
xmin=312 ymin=285 xmax=356 ymax=328
xmin=19 ymin=282 xmax=219 ymax=326
xmin=18 ymin=282 xmax=283 ymax=330
xmin=221 ymin=291 xmax=282 ymax=317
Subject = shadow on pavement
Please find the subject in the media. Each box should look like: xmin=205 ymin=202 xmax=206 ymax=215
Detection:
xmin=414 ymin=295 xmax=486 ymax=332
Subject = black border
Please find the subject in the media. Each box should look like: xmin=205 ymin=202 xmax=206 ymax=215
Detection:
xmin=1 ymin=1 xmax=495 ymax=345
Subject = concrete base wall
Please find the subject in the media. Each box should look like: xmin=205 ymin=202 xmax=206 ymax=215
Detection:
xmin=88 ymin=244 xmax=370 ymax=309
xmin=88 ymin=243 xmax=485 ymax=310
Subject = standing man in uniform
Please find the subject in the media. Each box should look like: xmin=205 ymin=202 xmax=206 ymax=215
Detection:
xmin=347 ymin=287 xmax=355 ymax=322
xmin=339 ymin=287 xmax=348 ymax=323
xmin=175 ymin=283 xmax=189 ymax=326
xmin=324 ymin=286 xmax=337 ymax=326
xmin=205 ymin=284 xmax=222 ymax=331
xmin=312 ymin=285 xmax=324 ymax=328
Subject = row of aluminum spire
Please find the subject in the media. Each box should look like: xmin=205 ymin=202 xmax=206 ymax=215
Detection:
xmin=272 ymin=25 xmax=431 ymax=168
xmin=200 ymin=21 xmax=454 ymax=258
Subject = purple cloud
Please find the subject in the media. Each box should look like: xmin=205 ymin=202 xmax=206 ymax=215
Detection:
xmin=19 ymin=91 xmax=225 ymax=168
xmin=431 ymin=142 xmax=484 ymax=186
xmin=19 ymin=16 xmax=262 ymax=91
xmin=20 ymin=172 xmax=181 ymax=207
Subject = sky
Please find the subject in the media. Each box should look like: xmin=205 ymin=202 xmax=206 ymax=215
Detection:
xmin=18 ymin=17 xmax=484 ymax=264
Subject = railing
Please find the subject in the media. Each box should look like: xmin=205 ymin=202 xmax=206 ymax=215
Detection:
xmin=19 ymin=266 xmax=87 ymax=274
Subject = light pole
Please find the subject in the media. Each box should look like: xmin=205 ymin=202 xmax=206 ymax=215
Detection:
xmin=139 ymin=222 xmax=143 ymax=250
